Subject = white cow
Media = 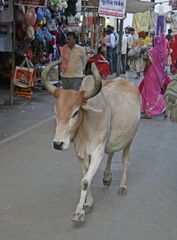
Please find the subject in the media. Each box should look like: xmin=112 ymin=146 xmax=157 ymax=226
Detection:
xmin=42 ymin=61 xmax=141 ymax=222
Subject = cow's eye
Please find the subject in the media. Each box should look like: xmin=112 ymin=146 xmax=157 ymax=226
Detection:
xmin=72 ymin=110 xmax=79 ymax=118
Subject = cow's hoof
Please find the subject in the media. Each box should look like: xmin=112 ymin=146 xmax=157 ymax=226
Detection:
xmin=84 ymin=204 xmax=93 ymax=214
xmin=72 ymin=212 xmax=85 ymax=222
xmin=118 ymin=186 xmax=127 ymax=195
xmin=103 ymin=178 xmax=112 ymax=187
xmin=103 ymin=173 xmax=112 ymax=187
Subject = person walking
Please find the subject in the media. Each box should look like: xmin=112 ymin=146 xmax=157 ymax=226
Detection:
xmin=126 ymin=27 xmax=138 ymax=71
xmin=120 ymin=31 xmax=128 ymax=74
xmin=88 ymin=46 xmax=110 ymax=79
xmin=139 ymin=35 xmax=170 ymax=119
xmin=60 ymin=31 xmax=87 ymax=90
xmin=110 ymin=26 xmax=119 ymax=73
xmin=130 ymin=31 xmax=146 ymax=79
xmin=105 ymin=28 xmax=116 ymax=74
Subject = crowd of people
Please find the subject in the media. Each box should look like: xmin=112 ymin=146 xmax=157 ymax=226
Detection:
xmin=59 ymin=25 xmax=176 ymax=120
xmin=97 ymin=25 xmax=175 ymax=120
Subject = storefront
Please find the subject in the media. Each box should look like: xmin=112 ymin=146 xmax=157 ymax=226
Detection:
xmin=1 ymin=0 xmax=175 ymax=105
xmin=0 ymin=0 xmax=107 ymax=105
xmin=0 ymin=0 xmax=83 ymax=104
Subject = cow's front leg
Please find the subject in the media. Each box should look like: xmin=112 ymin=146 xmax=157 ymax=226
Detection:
xmin=77 ymin=157 xmax=94 ymax=214
xmin=72 ymin=145 xmax=104 ymax=222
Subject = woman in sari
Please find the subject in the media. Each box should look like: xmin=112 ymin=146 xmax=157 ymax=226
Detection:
xmin=139 ymin=35 xmax=170 ymax=118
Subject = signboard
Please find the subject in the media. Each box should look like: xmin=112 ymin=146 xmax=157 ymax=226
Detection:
xmin=15 ymin=0 xmax=47 ymax=7
xmin=86 ymin=0 xmax=99 ymax=5
xmin=98 ymin=0 xmax=127 ymax=19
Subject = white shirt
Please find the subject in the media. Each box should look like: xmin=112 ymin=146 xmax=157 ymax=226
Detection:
xmin=121 ymin=34 xmax=128 ymax=55
xmin=106 ymin=33 xmax=116 ymax=49
xmin=113 ymin=32 xmax=119 ymax=46
xmin=61 ymin=44 xmax=87 ymax=78
xmin=127 ymin=33 xmax=134 ymax=49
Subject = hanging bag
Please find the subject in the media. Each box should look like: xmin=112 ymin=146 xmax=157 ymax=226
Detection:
xmin=13 ymin=56 xmax=36 ymax=88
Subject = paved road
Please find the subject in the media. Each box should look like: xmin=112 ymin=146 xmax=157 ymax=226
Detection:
xmin=0 ymin=84 xmax=177 ymax=240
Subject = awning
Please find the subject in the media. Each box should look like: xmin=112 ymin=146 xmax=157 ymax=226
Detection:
xmin=126 ymin=0 xmax=155 ymax=13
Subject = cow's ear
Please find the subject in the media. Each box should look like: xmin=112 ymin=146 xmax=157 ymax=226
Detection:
xmin=81 ymin=103 xmax=103 ymax=112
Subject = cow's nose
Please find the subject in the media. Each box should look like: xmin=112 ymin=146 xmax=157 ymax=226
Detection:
xmin=53 ymin=141 xmax=64 ymax=150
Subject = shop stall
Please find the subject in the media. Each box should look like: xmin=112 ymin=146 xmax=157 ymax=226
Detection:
xmin=0 ymin=0 xmax=107 ymax=105
xmin=0 ymin=0 xmax=84 ymax=104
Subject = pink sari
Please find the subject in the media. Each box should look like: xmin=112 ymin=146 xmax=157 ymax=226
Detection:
xmin=139 ymin=47 xmax=170 ymax=117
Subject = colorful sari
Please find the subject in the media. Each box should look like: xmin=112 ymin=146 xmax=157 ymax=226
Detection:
xmin=139 ymin=46 xmax=170 ymax=117
xmin=170 ymin=34 xmax=177 ymax=73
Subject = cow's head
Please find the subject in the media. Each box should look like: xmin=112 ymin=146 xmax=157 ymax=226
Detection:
xmin=42 ymin=61 xmax=102 ymax=150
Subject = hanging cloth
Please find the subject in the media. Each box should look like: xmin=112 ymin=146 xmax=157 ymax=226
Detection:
xmin=0 ymin=0 xmax=13 ymax=22
xmin=0 ymin=22 xmax=12 ymax=51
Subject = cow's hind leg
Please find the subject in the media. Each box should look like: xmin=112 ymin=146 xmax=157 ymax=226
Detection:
xmin=72 ymin=144 xmax=104 ymax=222
xmin=118 ymin=144 xmax=130 ymax=195
xmin=84 ymin=188 xmax=94 ymax=214
xmin=103 ymin=153 xmax=114 ymax=187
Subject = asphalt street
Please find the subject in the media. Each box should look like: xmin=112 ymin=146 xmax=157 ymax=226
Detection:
xmin=0 ymin=76 xmax=177 ymax=240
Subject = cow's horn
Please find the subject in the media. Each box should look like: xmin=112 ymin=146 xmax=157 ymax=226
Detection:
xmin=41 ymin=60 xmax=60 ymax=95
xmin=85 ymin=63 xmax=102 ymax=100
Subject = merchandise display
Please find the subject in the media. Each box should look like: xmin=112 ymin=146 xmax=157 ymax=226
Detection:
xmin=0 ymin=0 xmax=73 ymax=99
